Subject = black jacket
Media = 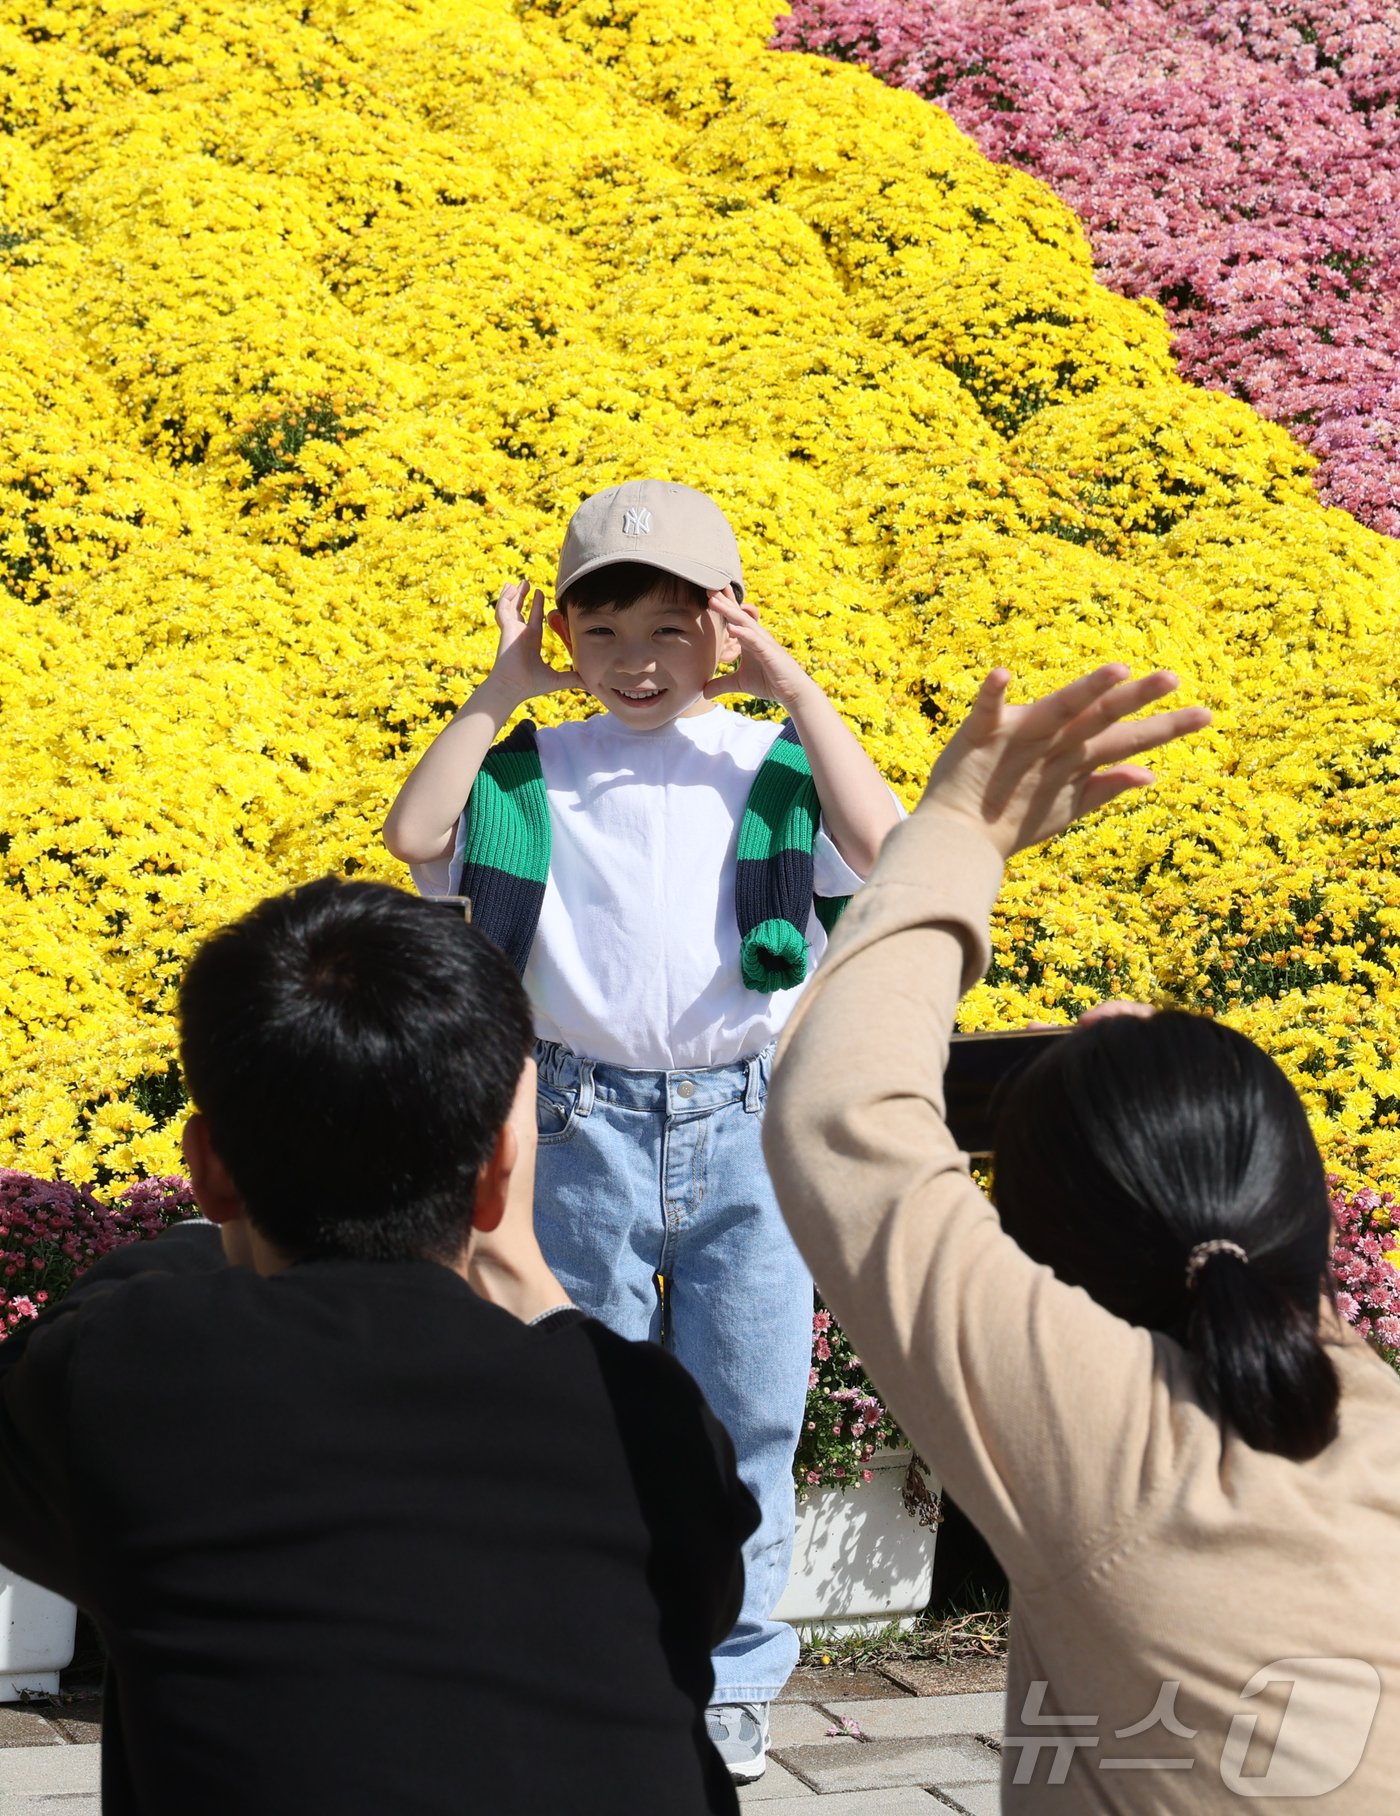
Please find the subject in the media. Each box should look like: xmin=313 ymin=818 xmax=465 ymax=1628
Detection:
xmin=0 ymin=1224 xmax=755 ymax=1814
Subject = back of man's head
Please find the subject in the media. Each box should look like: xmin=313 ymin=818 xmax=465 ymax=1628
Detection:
xmin=178 ymin=878 xmax=533 ymax=1263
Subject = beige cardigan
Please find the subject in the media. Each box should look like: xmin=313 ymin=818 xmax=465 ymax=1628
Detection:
xmin=765 ymin=804 xmax=1400 ymax=1812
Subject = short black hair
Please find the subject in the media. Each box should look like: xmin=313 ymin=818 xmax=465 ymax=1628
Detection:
xmin=558 ymin=562 xmax=708 ymax=615
xmin=178 ymin=878 xmax=534 ymax=1263
xmin=992 ymin=1012 xmax=1339 ymax=1460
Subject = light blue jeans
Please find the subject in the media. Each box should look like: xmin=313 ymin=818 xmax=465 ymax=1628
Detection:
xmin=532 ymin=1038 xmax=811 ymax=1704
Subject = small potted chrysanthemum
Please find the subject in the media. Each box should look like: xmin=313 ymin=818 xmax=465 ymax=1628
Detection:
xmin=774 ymin=1299 xmax=938 ymax=1635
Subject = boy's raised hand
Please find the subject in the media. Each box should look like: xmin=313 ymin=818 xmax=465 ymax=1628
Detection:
xmin=924 ymin=665 xmax=1211 ymax=859
xmin=489 ymin=579 xmax=579 ymax=705
xmin=702 ymin=587 xmax=813 ymax=709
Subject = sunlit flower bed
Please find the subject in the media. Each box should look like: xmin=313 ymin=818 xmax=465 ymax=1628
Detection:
xmin=0 ymin=1169 xmax=195 ymax=1332
xmin=775 ymin=0 xmax=1400 ymax=535
xmin=2 ymin=0 xmax=1400 ymax=1294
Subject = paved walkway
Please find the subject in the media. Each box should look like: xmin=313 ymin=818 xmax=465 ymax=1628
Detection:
xmin=741 ymin=1675 xmax=1003 ymax=1815
xmin=0 ymin=1699 xmax=100 ymax=1815
xmin=0 ymin=1664 xmax=1008 ymax=1813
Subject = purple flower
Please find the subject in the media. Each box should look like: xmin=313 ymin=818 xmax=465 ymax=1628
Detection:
xmin=1329 ymin=1183 xmax=1400 ymax=1351
xmin=0 ymin=1169 xmax=199 ymax=1340
xmin=799 ymin=1294 xmax=914 ymax=1488
xmin=775 ymin=0 xmax=1400 ymax=534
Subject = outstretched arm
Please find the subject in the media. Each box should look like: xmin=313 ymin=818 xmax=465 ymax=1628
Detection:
xmin=382 ymin=582 xmax=579 ymax=866
xmin=764 ymin=666 xmax=1210 ymax=1581
xmin=703 ymin=587 xmax=901 ymax=876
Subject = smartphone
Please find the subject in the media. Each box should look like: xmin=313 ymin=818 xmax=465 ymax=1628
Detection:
xmin=945 ymin=1027 xmax=1070 ymax=1157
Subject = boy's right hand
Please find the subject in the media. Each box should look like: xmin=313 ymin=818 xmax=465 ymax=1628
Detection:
xmin=488 ymin=580 xmax=580 ymax=707
xmin=383 ymin=581 xmax=578 ymax=865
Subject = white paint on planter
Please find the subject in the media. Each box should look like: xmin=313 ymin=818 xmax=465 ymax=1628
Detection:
xmin=775 ymin=1449 xmax=938 ymax=1636
xmin=0 ymin=1569 xmax=77 ymax=1700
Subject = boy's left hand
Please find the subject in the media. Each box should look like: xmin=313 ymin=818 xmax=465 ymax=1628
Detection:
xmin=703 ymin=587 xmax=813 ymax=710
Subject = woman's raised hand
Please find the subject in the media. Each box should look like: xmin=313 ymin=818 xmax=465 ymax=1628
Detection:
xmin=923 ymin=665 xmax=1211 ymax=859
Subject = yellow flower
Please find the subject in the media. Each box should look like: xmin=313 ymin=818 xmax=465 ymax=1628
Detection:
xmin=1 ymin=0 xmax=1399 ymax=1191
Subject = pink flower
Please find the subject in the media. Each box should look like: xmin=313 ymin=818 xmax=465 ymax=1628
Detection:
xmin=800 ymin=1295 xmax=913 ymax=1490
xmin=1330 ymin=1184 xmax=1400 ymax=1347
xmin=0 ymin=1168 xmax=199 ymax=1343
xmin=775 ymin=0 xmax=1400 ymax=534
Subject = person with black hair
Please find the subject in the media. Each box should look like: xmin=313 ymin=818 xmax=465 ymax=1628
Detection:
xmin=0 ymin=877 xmax=755 ymax=1816
xmin=993 ymin=1007 xmax=1343 ymax=1465
xmin=765 ymin=664 xmax=1400 ymax=1810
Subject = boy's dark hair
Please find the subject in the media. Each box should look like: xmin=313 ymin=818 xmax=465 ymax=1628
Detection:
xmin=992 ymin=1012 xmax=1339 ymax=1462
xmin=558 ymin=562 xmax=708 ymax=616
xmin=178 ymin=878 xmax=534 ymax=1264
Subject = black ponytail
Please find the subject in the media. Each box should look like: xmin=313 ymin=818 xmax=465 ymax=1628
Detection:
xmin=992 ymin=1012 xmax=1339 ymax=1462
xmin=1186 ymin=1250 xmax=1339 ymax=1460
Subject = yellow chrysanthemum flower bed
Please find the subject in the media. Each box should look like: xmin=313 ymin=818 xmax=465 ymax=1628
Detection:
xmin=3 ymin=0 xmax=1399 ymax=1199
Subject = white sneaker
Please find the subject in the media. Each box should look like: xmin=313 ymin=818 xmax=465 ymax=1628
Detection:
xmin=705 ymin=1701 xmax=769 ymax=1783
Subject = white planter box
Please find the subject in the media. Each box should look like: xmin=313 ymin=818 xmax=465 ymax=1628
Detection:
xmin=0 ymin=1567 xmax=77 ymax=1699
xmin=775 ymin=1450 xmax=938 ymax=1637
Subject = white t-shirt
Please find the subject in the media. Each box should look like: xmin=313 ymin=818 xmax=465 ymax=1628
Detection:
xmin=412 ymin=706 xmax=867 ymax=1070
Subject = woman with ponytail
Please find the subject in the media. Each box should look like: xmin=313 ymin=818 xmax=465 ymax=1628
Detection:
xmin=994 ymin=1008 xmax=1343 ymax=1464
xmin=765 ymin=665 xmax=1400 ymax=1811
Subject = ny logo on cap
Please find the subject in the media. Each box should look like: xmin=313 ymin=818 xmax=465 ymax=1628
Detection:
xmin=622 ymin=506 xmax=653 ymax=537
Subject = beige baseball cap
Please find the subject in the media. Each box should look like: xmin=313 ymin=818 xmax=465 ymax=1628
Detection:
xmin=555 ymin=479 xmax=746 ymax=605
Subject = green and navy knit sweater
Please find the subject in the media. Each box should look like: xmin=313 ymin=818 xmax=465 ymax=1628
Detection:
xmin=457 ymin=718 xmax=847 ymax=990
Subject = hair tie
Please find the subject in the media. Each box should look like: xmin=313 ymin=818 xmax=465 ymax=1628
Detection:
xmin=1185 ymin=1238 xmax=1249 ymax=1289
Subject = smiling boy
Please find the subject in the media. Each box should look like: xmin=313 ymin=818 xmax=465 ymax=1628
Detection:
xmin=383 ymin=480 xmax=900 ymax=1779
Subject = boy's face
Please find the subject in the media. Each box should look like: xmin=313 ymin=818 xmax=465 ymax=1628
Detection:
xmin=549 ymin=582 xmax=740 ymax=727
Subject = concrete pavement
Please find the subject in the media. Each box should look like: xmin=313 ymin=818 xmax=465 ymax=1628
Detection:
xmin=0 ymin=1663 xmax=1008 ymax=1813
xmin=0 ymin=1733 xmax=99 ymax=1815
xmin=740 ymin=1688 xmax=1003 ymax=1814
